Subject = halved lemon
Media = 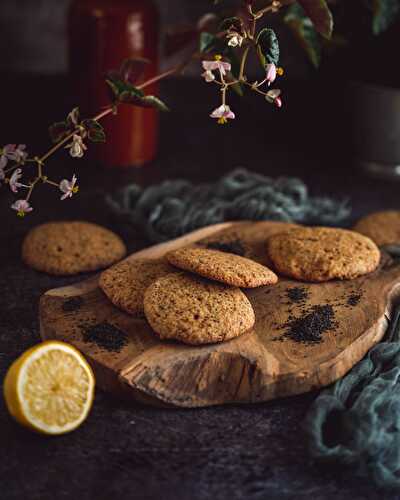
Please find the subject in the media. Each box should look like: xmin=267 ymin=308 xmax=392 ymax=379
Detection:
xmin=4 ymin=341 xmax=95 ymax=435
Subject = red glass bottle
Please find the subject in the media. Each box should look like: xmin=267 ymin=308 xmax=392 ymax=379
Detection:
xmin=68 ymin=0 xmax=159 ymax=167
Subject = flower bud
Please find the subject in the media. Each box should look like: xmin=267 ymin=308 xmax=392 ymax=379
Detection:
xmin=265 ymin=63 xmax=277 ymax=85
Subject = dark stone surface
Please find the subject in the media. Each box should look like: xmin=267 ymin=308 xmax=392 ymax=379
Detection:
xmin=1 ymin=76 xmax=399 ymax=500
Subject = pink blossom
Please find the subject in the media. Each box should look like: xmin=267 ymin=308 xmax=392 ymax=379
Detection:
xmin=11 ymin=199 xmax=33 ymax=217
xmin=9 ymin=168 xmax=28 ymax=193
xmin=202 ymin=69 xmax=215 ymax=83
xmin=265 ymin=64 xmax=277 ymax=86
xmin=210 ymin=104 xmax=236 ymax=125
xmin=202 ymin=57 xmax=231 ymax=80
xmin=0 ymin=144 xmax=16 ymax=169
xmin=266 ymin=89 xmax=282 ymax=108
xmin=59 ymin=174 xmax=79 ymax=200
xmin=11 ymin=144 xmax=28 ymax=163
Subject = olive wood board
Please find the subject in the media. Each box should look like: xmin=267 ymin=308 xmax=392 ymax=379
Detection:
xmin=39 ymin=221 xmax=400 ymax=408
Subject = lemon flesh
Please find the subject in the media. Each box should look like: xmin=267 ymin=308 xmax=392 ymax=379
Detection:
xmin=4 ymin=341 xmax=95 ymax=435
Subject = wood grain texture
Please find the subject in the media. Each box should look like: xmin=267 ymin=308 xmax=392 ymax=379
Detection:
xmin=39 ymin=222 xmax=400 ymax=408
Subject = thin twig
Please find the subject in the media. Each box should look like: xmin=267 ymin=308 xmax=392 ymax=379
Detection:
xmin=239 ymin=47 xmax=250 ymax=80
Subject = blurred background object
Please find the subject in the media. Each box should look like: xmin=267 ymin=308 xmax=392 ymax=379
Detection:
xmin=0 ymin=0 xmax=309 ymax=77
xmin=285 ymin=0 xmax=400 ymax=179
xmin=0 ymin=0 xmax=400 ymax=175
xmin=69 ymin=0 xmax=160 ymax=167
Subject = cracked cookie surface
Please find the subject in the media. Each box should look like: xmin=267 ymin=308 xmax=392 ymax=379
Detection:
xmin=266 ymin=226 xmax=380 ymax=282
xmin=144 ymin=273 xmax=255 ymax=345
xmin=166 ymin=245 xmax=278 ymax=288
xmin=99 ymin=258 xmax=175 ymax=317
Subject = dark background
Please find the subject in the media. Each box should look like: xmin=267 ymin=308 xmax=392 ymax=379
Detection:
xmin=0 ymin=0 xmax=308 ymax=77
xmin=1 ymin=2 xmax=400 ymax=500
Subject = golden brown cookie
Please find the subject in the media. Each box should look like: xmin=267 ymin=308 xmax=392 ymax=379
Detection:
xmin=144 ymin=273 xmax=255 ymax=345
xmin=353 ymin=211 xmax=400 ymax=246
xmin=166 ymin=245 xmax=278 ymax=288
xmin=22 ymin=221 xmax=126 ymax=276
xmin=99 ymin=258 xmax=175 ymax=317
xmin=266 ymin=226 xmax=380 ymax=282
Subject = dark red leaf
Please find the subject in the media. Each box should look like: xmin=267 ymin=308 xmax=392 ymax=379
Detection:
xmin=49 ymin=122 xmax=70 ymax=144
xmin=297 ymin=0 xmax=333 ymax=38
xmin=119 ymin=58 xmax=150 ymax=85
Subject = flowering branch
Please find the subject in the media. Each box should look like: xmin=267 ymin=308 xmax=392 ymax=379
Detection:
xmin=0 ymin=59 xmax=185 ymax=217
xmin=200 ymin=0 xmax=285 ymax=125
xmin=0 ymin=0 xmax=321 ymax=217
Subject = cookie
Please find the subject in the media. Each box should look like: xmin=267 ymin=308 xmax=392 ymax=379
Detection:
xmin=353 ymin=211 xmax=400 ymax=246
xmin=266 ymin=226 xmax=380 ymax=282
xmin=166 ymin=245 xmax=278 ymax=288
xmin=22 ymin=221 xmax=126 ymax=275
xmin=144 ymin=273 xmax=255 ymax=345
xmin=199 ymin=221 xmax=300 ymax=265
xmin=99 ymin=258 xmax=175 ymax=317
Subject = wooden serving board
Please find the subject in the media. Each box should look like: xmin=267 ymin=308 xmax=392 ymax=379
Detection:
xmin=39 ymin=222 xmax=400 ymax=408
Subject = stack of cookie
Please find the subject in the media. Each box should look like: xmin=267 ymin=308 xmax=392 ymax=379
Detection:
xmin=99 ymin=222 xmax=382 ymax=346
xmin=100 ymin=244 xmax=278 ymax=345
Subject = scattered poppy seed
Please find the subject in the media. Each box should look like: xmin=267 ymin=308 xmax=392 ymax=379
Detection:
xmin=286 ymin=287 xmax=309 ymax=304
xmin=82 ymin=321 xmax=128 ymax=352
xmin=62 ymin=297 xmax=84 ymax=312
xmin=204 ymin=239 xmax=246 ymax=257
xmin=283 ymin=304 xmax=337 ymax=344
xmin=347 ymin=293 xmax=362 ymax=307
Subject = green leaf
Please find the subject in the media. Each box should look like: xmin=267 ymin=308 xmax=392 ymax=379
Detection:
xmin=199 ymin=32 xmax=218 ymax=53
xmin=82 ymin=119 xmax=106 ymax=143
xmin=140 ymin=96 xmax=170 ymax=112
xmin=117 ymin=90 xmax=169 ymax=111
xmin=106 ymin=77 xmax=144 ymax=102
xmin=106 ymin=79 xmax=120 ymax=102
xmin=88 ymin=128 xmax=106 ymax=143
xmin=82 ymin=118 xmax=102 ymax=130
xmin=49 ymin=121 xmax=69 ymax=144
xmin=256 ymin=28 xmax=280 ymax=67
xmin=297 ymin=0 xmax=333 ymax=39
xmin=285 ymin=5 xmax=321 ymax=68
xmin=120 ymin=58 xmax=150 ymax=84
xmin=219 ymin=17 xmax=243 ymax=33
xmin=118 ymin=89 xmax=143 ymax=103
xmin=67 ymin=107 xmax=80 ymax=126
xmin=372 ymin=0 xmax=400 ymax=35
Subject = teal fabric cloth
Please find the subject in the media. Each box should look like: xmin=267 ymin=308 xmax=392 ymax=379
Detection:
xmin=107 ymin=169 xmax=350 ymax=243
xmin=305 ymin=304 xmax=400 ymax=490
